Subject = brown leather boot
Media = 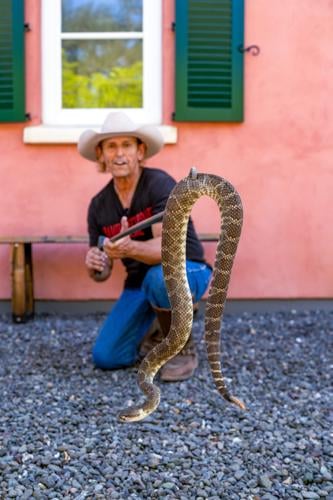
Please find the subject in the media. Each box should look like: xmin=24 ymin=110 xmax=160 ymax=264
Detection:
xmin=151 ymin=306 xmax=199 ymax=382
xmin=159 ymin=334 xmax=198 ymax=382
xmin=139 ymin=318 xmax=164 ymax=358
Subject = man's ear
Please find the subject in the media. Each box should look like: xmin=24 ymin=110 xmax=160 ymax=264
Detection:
xmin=96 ymin=144 xmax=103 ymax=162
xmin=137 ymin=142 xmax=146 ymax=160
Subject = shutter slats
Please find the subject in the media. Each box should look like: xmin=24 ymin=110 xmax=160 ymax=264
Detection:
xmin=189 ymin=65 xmax=232 ymax=70
xmin=174 ymin=0 xmax=244 ymax=122
xmin=188 ymin=52 xmax=232 ymax=58
xmin=0 ymin=0 xmax=25 ymax=122
xmin=188 ymin=0 xmax=231 ymax=111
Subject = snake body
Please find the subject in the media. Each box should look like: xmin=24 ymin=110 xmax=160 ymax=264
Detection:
xmin=118 ymin=169 xmax=245 ymax=422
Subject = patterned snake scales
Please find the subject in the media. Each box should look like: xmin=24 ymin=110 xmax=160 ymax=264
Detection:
xmin=118 ymin=168 xmax=246 ymax=422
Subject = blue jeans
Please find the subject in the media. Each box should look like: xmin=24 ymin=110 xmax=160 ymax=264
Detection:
xmin=92 ymin=260 xmax=212 ymax=369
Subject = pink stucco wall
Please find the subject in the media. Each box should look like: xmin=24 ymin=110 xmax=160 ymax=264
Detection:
xmin=0 ymin=0 xmax=332 ymax=301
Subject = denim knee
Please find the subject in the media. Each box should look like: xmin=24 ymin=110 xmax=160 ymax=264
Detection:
xmin=92 ymin=340 xmax=136 ymax=369
xmin=92 ymin=342 xmax=114 ymax=369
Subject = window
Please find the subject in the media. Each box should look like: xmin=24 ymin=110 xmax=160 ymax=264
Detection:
xmin=0 ymin=0 xmax=25 ymax=122
xmin=174 ymin=0 xmax=244 ymax=122
xmin=42 ymin=0 xmax=162 ymax=126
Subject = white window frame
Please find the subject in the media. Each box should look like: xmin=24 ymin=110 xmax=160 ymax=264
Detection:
xmin=41 ymin=0 xmax=162 ymax=126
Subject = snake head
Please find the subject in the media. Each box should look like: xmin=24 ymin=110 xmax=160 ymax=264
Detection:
xmin=117 ymin=407 xmax=148 ymax=423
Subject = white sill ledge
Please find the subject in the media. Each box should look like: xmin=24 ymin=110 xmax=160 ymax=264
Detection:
xmin=23 ymin=124 xmax=177 ymax=144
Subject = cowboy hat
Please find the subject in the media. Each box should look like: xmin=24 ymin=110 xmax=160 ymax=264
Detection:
xmin=77 ymin=111 xmax=164 ymax=161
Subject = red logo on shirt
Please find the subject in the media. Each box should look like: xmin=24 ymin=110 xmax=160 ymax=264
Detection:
xmin=102 ymin=207 xmax=153 ymax=239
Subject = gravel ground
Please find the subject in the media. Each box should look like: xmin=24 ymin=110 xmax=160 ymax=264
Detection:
xmin=0 ymin=309 xmax=332 ymax=500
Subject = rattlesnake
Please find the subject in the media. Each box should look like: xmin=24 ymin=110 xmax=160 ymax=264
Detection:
xmin=118 ymin=168 xmax=245 ymax=422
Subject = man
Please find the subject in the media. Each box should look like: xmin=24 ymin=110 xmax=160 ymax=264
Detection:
xmin=78 ymin=111 xmax=212 ymax=381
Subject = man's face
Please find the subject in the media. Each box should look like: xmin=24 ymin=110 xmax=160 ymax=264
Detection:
xmin=97 ymin=136 xmax=145 ymax=179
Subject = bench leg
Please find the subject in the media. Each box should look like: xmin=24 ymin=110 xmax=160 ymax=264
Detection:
xmin=25 ymin=243 xmax=35 ymax=320
xmin=10 ymin=243 xmax=34 ymax=323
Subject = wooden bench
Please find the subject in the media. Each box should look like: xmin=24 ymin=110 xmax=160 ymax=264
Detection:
xmin=0 ymin=236 xmax=88 ymax=323
xmin=0 ymin=234 xmax=218 ymax=323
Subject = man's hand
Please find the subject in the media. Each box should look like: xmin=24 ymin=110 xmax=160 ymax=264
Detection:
xmin=85 ymin=246 xmax=112 ymax=281
xmin=102 ymin=216 xmax=162 ymax=265
xmin=103 ymin=216 xmax=134 ymax=260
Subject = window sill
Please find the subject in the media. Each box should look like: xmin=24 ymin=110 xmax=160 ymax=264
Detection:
xmin=23 ymin=124 xmax=177 ymax=145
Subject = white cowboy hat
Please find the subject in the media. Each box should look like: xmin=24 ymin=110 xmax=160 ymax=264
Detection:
xmin=77 ymin=111 xmax=164 ymax=161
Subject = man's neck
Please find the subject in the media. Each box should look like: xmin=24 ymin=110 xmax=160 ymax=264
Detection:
xmin=113 ymin=168 xmax=142 ymax=209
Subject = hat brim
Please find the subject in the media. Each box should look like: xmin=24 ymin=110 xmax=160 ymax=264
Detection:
xmin=78 ymin=124 xmax=164 ymax=162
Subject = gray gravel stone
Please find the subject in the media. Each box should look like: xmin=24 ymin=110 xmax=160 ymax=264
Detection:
xmin=259 ymin=474 xmax=273 ymax=489
xmin=0 ymin=309 xmax=332 ymax=499
xmin=302 ymin=492 xmax=320 ymax=499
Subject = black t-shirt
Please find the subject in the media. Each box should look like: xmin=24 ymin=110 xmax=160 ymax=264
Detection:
xmin=87 ymin=167 xmax=205 ymax=288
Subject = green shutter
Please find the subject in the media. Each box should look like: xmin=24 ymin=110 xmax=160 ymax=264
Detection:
xmin=174 ymin=0 xmax=244 ymax=122
xmin=0 ymin=0 xmax=25 ymax=122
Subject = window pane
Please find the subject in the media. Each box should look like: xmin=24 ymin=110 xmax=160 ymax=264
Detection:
xmin=62 ymin=40 xmax=142 ymax=108
xmin=62 ymin=0 xmax=142 ymax=32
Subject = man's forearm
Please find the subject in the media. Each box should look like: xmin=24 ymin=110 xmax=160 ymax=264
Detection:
xmin=126 ymin=237 xmax=162 ymax=265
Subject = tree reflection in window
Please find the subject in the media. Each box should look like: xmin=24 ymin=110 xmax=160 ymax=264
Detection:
xmin=61 ymin=0 xmax=142 ymax=108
